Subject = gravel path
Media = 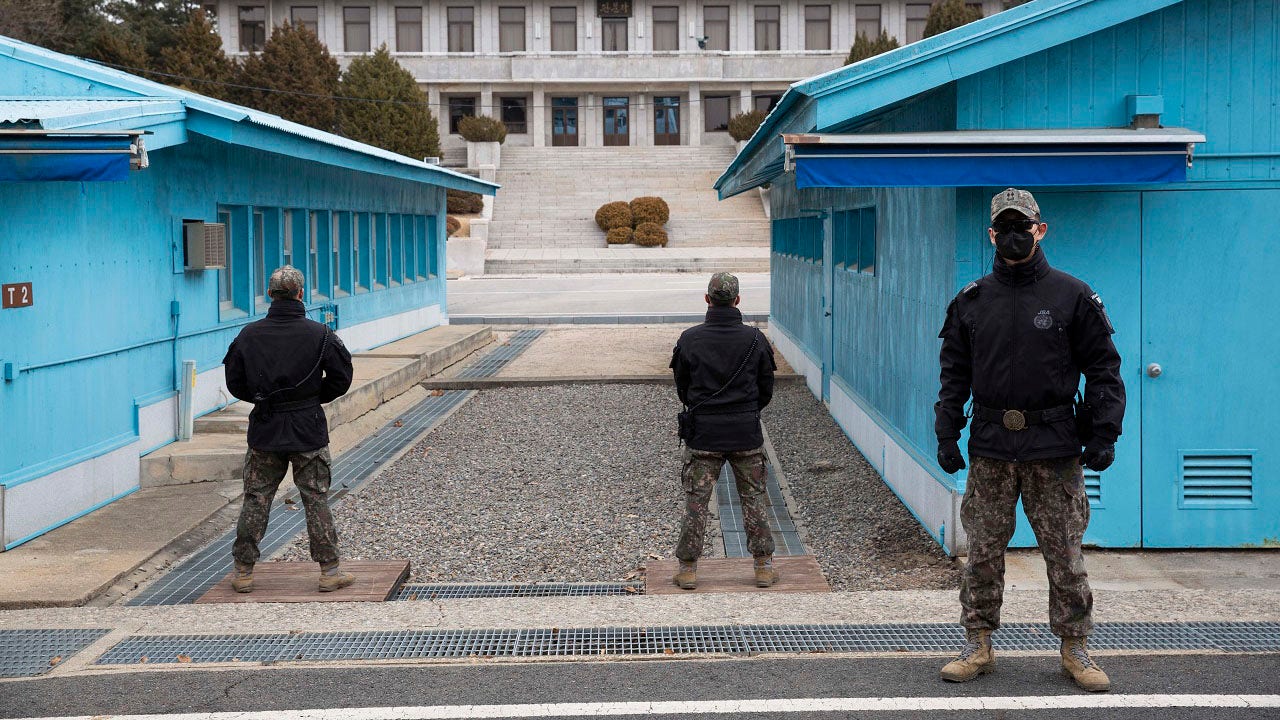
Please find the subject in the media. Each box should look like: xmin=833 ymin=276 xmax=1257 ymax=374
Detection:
xmin=277 ymin=385 xmax=687 ymax=582
xmin=763 ymin=384 xmax=962 ymax=592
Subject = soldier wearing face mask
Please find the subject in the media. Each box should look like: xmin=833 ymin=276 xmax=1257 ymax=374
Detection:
xmin=933 ymin=189 xmax=1126 ymax=693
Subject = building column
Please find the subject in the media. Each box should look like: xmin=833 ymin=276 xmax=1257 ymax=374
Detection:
xmin=480 ymin=85 xmax=495 ymax=118
xmin=427 ymin=85 xmax=445 ymax=156
xmin=739 ymin=87 xmax=753 ymax=114
xmin=688 ymin=83 xmax=702 ymax=146
xmin=532 ymin=87 xmax=546 ymax=147
xmin=635 ymin=92 xmax=650 ymax=146
xmin=585 ymin=92 xmax=597 ymax=147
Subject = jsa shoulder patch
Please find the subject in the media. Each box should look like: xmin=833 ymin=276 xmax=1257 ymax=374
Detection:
xmin=1089 ymin=293 xmax=1115 ymax=334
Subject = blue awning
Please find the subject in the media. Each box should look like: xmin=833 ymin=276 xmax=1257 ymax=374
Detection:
xmin=0 ymin=134 xmax=140 ymax=182
xmin=786 ymin=128 xmax=1207 ymax=189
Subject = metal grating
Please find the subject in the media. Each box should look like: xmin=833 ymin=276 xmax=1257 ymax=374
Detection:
xmin=0 ymin=629 xmax=110 ymax=678
xmin=1181 ymin=453 xmax=1254 ymax=508
xmin=717 ymin=460 xmax=806 ymax=557
xmin=390 ymin=582 xmax=643 ymax=601
xmin=94 ymin=622 xmax=1280 ymax=666
xmin=456 ymin=329 xmax=544 ymax=378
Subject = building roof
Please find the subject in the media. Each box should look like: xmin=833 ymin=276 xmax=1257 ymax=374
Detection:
xmin=714 ymin=0 xmax=1185 ymax=199
xmin=0 ymin=98 xmax=185 ymax=130
xmin=0 ymin=35 xmax=497 ymax=194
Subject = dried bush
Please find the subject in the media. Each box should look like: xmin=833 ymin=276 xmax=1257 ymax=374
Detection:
xmin=446 ymin=216 xmax=461 ymax=237
xmin=727 ymin=110 xmax=768 ymax=142
xmin=629 ymin=196 xmax=670 ymax=226
xmin=457 ymin=115 xmax=508 ymax=143
xmin=594 ymin=201 xmax=633 ymax=231
xmin=447 ymin=189 xmax=484 ymax=214
xmin=606 ymin=227 xmax=634 ymax=244
xmin=845 ymin=30 xmax=901 ymax=65
xmin=633 ymin=222 xmax=669 ymax=247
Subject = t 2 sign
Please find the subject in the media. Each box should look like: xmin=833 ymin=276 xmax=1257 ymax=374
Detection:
xmin=2 ymin=283 xmax=33 ymax=309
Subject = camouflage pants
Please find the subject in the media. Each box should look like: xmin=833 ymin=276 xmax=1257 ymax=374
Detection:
xmin=676 ymin=447 xmax=776 ymax=561
xmin=232 ymin=447 xmax=339 ymax=566
xmin=960 ymin=455 xmax=1094 ymax=637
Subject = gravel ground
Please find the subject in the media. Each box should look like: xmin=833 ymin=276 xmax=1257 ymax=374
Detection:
xmin=277 ymin=384 xmax=687 ymax=582
xmin=763 ymin=384 xmax=962 ymax=592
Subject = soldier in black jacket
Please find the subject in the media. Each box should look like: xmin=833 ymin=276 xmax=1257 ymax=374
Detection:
xmin=670 ymin=273 xmax=779 ymax=590
xmin=934 ymin=189 xmax=1125 ymax=692
xmin=223 ymin=266 xmax=355 ymax=594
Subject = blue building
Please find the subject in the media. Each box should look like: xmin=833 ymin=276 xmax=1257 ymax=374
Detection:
xmin=717 ymin=0 xmax=1279 ymax=552
xmin=0 ymin=36 xmax=496 ymax=550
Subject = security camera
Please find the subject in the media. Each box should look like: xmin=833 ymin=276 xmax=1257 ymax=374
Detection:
xmin=695 ymin=35 xmax=710 ymax=49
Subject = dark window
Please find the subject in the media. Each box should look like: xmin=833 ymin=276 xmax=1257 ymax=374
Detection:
xmin=218 ymin=209 xmax=234 ymax=305
xmin=448 ymin=96 xmax=477 ymax=133
xmin=906 ymin=3 xmax=930 ymax=43
xmin=396 ymin=7 xmax=423 ymax=51
xmin=448 ymin=7 xmax=474 ymax=52
xmin=500 ymin=96 xmax=528 ymax=133
xmin=753 ymin=93 xmax=781 ymax=113
xmin=291 ymin=6 xmax=318 ymax=35
xmin=344 ymin=6 xmax=371 ymax=52
xmin=550 ymin=7 xmax=576 ymax=51
xmin=499 ymin=7 xmax=526 ymax=52
xmin=834 ymin=206 xmax=877 ymax=273
xmin=754 ymin=5 xmax=779 ymax=51
xmin=238 ymin=6 xmax=266 ymax=51
xmin=704 ymin=94 xmax=731 ymax=132
xmin=855 ymin=4 xmax=881 ymax=40
xmin=602 ymin=17 xmax=627 ymax=51
xmin=804 ymin=5 xmax=830 ymax=50
xmin=652 ymin=6 xmax=679 ymax=51
xmin=703 ymin=6 xmax=729 ymax=50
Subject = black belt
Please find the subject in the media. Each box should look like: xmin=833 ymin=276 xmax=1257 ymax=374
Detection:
xmin=267 ymin=398 xmax=322 ymax=412
xmin=972 ymin=403 xmax=1073 ymax=431
xmin=694 ymin=401 xmax=759 ymax=415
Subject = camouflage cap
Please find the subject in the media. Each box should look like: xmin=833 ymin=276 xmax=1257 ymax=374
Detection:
xmin=990 ymin=188 xmax=1041 ymax=222
xmin=268 ymin=265 xmax=305 ymax=300
xmin=707 ymin=272 xmax=740 ymax=303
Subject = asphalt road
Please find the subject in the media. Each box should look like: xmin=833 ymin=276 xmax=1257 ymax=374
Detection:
xmin=3 ymin=653 xmax=1277 ymax=719
xmin=446 ymin=273 xmax=771 ymax=318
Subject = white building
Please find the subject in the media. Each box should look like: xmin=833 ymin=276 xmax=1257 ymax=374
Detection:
xmin=205 ymin=1 xmax=1003 ymax=149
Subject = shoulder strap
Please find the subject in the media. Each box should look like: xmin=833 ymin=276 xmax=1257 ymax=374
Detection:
xmin=686 ymin=331 xmax=760 ymax=413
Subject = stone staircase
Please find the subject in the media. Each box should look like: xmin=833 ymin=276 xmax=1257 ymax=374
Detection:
xmin=484 ymin=146 xmax=770 ymax=274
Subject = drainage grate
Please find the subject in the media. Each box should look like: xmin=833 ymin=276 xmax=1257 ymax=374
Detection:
xmin=390 ymin=582 xmax=643 ymax=601
xmin=94 ymin=622 xmax=1280 ymax=666
xmin=456 ymin=329 xmax=544 ymax=378
xmin=0 ymin=629 xmax=110 ymax=678
xmin=717 ymin=460 xmax=806 ymax=557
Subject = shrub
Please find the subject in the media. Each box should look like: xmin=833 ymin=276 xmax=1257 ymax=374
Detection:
xmin=845 ymin=30 xmax=901 ymax=65
xmin=727 ymin=110 xmax=768 ymax=142
xmin=629 ymin=196 xmax=670 ymax=227
xmin=594 ymin=201 xmax=633 ymax=231
xmin=633 ymin=222 xmax=669 ymax=247
xmin=447 ymin=189 xmax=484 ymax=214
xmin=923 ymin=0 xmax=985 ymax=39
xmin=446 ymin=216 xmax=461 ymax=237
xmin=606 ymin=227 xmax=634 ymax=245
xmin=457 ymin=115 xmax=508 ymax=143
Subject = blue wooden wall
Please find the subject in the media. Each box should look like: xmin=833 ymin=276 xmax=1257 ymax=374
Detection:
xmin=0 ymin=133 xmax=447 ymax=488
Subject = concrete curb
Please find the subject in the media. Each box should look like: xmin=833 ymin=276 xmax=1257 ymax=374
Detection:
xmin=449 ymin=313 xmax=771 ymax=325
xmin=420 ymin=374 xmax=807 ymax=390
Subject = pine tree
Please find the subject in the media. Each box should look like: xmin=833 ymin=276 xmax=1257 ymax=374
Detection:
xmin=80 ymin=22 xmax=151 ymax=74
xmin=233 ymin=21 xmax=340 ymax=131
xmin=845 ymin=30 xmax=901 ymax=65
xmin=337 ymin=45 xmax=440 ymax=159
xmin=157 ymin=9 xmax=237 ymax=99
xmin=0 ymin=0 xmax=109 ymax=56
xmin=923 ymin=0 xmax=985 ymax=39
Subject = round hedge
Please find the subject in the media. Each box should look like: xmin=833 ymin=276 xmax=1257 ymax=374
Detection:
xmin=446 ymin=216 xmax=461 ymax=237
xmin=728 ymin=109 xmax=768 ymax=142
xmin=633 ymin=222 xmax=669 ymax=247
xmin=457 ymin=115 xmax=508 ymax=143
xmin=630 ymin=196 xmax=670 ymax=226
xmin=595 ymin=201 xmax=633 ymax=231
xmin=446 ymin=189 xmax=484 ymax=214
xmin=606 ymin=227 xmax=634 ymax=244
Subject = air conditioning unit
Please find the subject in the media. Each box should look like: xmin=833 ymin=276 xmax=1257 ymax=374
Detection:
xmin=183 ymin=221 xmax=227 ymax=271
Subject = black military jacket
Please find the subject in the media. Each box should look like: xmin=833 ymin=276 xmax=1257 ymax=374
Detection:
xmin=935 ymin=247 xmax=1125 ymax=462
xmin=223 ymin=299 xmax=354 ymax=452
xmin=670 ymin=305 xmax=777 ymax=452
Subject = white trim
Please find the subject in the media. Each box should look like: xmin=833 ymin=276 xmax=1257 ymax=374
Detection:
xmin=766 ymin=322 xmax=820 ymax=398
xmin=337 ymin=303 xmax=444 ymax=353
xmin=2 ymin=440 xmax=140 ymax=547
xmin=784 ymin=127 xmax=1207 ymax=146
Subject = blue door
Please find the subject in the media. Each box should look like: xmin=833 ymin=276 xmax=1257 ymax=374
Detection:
xmin=1140 ymin=189 xmax=1280 ymax=547
xmin=1006 ymin=191 xmax=1144 ymax=548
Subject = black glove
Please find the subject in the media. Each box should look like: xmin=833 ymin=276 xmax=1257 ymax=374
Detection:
xmin=937 ymin=439 xmax=966 ymax=474
xmin=1081 ymin=442 xmax=1115 ymax=472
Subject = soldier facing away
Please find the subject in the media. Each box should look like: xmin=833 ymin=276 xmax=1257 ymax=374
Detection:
xmin=935 ymin=189 xmax=1126 ymax=692
xmin=223 ymin=266 xmax=356 ymax=593
xmin=670 ymin=272 xmax=780 ymax=590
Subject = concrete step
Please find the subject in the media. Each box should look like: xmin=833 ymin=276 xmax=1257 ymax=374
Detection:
xmin=142 ymin=325 xmax=494 ymax=487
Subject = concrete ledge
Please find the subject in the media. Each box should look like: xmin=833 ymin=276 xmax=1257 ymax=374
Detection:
xmin=421 ymin=373 xmax=807 ymax=390
xmin=449 ymin=313 xmax=771 ymax=325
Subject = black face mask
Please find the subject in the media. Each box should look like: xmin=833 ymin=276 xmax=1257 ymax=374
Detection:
xmin=995 ymin=229 xmax=1036 ymax=262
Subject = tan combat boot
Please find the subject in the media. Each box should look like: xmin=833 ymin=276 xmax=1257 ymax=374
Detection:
xmin=1060 ymin=636 xmax=1110 ymax=692
xmin=231 ymin=562 xmax=254 ymax=593
xmin=318 ymin=562 xmax=356 ymax=593
xmin=673 ymin=560 xmax=697 ymax=590
xmin=753 ymin=556 xmax=780 ymax=587
xmin=940 ymin=629 xmax=995 ymax=682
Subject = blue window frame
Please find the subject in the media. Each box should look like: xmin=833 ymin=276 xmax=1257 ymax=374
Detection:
xmin=356 ymin=212 xmax=371 ymax=292
xmin=424 ymin=215 xmax=437 ymax=277
xmin=335 ymin=211 xmax=354 ymax=296
xmin=833 ymin=206 xmax=876 ymax=275
xmin=390 ymin=214 xmax=405 ymax=284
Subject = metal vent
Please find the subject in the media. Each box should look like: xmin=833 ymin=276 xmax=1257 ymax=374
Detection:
xmin=1181 ymin=453 xmax=1254 ymax=508
xmin=183 ymin=221 xmax=226 ymax=270
xmin=1083 ymin=471 xmax=1102 ymax=506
